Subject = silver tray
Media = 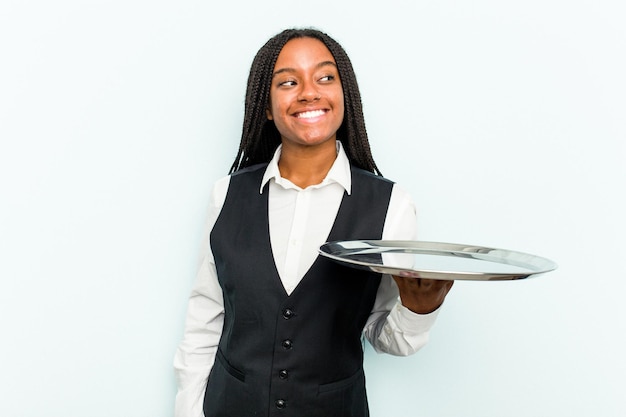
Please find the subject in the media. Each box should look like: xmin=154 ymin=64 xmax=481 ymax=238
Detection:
xmin=318 ymin=240 xmax=557 ymax=281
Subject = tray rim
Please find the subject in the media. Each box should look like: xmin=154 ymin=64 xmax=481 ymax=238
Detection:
xmin=318 ymin=240 xmax=558 ymax=281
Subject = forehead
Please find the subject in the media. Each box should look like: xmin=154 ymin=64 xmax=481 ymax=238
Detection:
xmin=274 ymin=37 xmax=336 ymax=68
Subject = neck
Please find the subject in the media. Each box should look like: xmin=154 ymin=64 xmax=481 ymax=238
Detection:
xmin=278 ymin=140 xmax=338 ymax=188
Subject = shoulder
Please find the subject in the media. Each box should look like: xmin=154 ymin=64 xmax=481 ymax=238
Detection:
xmin=226 ymin=163 xmax=268 ymax=190
xmin=209 ymin=175 xmax=232 ymax=212
xmin=384 ymin=182 xmax=417 ymax=240
xmin=206 ymin=164 xmax=266 ymax=227
xmin=390 ymin=181 xmax=413 ymax=202
xmin=350 ymin=166 xmax=395 ymax=186
xmin=230 ymin=163 xmax=268 ymax=178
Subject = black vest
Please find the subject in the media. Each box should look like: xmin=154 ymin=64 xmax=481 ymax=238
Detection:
xmin=204 ymin=164 xmax=394 ymax=417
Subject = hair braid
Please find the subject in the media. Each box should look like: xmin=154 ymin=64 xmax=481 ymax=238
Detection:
xmin=229 ymin=28 xmax=381 ymax=176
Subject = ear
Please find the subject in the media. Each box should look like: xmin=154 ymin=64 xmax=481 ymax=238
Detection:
xmin=266 ymin=107 xmax=273 ymax=120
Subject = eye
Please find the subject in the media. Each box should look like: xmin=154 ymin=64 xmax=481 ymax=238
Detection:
xmin=319 ymin=75 xmax=336 ymax=83
xmin=277 ymin=79 xmax=297 ymax=87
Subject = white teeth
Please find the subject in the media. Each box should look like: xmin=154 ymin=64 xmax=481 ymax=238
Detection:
xmin=297 ymin=110 xmax=325 ymax=119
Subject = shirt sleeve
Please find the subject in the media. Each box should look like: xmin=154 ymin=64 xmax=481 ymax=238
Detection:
xmin=363 ymin=183 xmax=442 ymax=356
xmin=173 ymin=176 xmax=230 ymax=417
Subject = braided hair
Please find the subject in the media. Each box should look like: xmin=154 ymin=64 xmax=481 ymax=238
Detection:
xmin=229 ymin=28 xmax=381 ymax=175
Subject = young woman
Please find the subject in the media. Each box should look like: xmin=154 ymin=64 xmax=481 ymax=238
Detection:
xmin=174 ymin=28 xmax=453 ymax=417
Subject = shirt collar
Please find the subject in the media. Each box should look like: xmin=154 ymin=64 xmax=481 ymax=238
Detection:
xmin=260 ymin=141 xmax=352 ymax=195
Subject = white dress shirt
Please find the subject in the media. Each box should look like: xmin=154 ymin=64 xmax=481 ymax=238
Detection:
xmin=174 ymin=142 xmax=441 ymax=417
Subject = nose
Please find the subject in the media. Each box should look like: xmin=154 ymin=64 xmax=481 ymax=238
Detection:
xmin=298 ymin=79 xmax=321 ymax=102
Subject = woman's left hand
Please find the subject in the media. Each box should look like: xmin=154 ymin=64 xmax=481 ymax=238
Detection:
xmin=392 ymin=276 xmax=454 ymax=314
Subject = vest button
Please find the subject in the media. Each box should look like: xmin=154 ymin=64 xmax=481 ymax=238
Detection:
xmin=282 ymin=308 xmax=294 ymax=319
xmin=275 ymin=399 xmax=287 ymax=409
xmin=281 ymin=339 xmax=293 ymax=350
xmin=279 ymin=369 xmax=289 ymax=379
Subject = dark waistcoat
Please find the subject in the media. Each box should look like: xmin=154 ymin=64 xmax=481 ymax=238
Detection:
xmin=204 ymin=164 xmax=394 ymax=417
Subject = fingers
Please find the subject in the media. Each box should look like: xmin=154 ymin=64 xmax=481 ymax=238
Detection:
xmin=392 ymin=276 xmax=454 ymax=314
xmin=392 ymin=276 xmax=454 ymax=291
xmin=425 ymin=278 xmax=454 ymax=293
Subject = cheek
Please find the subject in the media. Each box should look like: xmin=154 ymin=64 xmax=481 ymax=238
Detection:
xmin=267 ymin=104 xmax=291 ymax=137
xmin=267 ymin=93 xmax=289 ymax=122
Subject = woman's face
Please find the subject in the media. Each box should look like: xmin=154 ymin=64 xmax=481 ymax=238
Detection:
xmin=266 ymin=37 xmax=345 ymax=149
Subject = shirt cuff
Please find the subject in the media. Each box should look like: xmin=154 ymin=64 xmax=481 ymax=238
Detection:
xmin=373 ymin=301 xmax=442 ymax=356
xmin=389 ymin=301 xmax=440 ymax=335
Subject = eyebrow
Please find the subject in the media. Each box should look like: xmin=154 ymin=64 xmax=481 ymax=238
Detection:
xmin=272 ymin=61 xmax=338 ymax=78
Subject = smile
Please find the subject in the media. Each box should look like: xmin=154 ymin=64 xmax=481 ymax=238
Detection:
xmin=295 ymin=109 xmax=327 ymax=119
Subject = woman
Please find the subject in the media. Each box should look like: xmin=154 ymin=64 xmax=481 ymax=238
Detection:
xmin=174 ymin=28 xmax=453 ymax=417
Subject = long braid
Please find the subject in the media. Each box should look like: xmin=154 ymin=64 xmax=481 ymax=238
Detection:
xmin=331 ymin=46 xmax=381 ymax=175
xmin=230 ymin=28 xmax=381 ymax=176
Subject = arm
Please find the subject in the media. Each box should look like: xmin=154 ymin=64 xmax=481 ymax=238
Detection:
xmin=173 ymin=177 xmax=229 ymax=417
xmin=363 ymin=184 xmax=452 ymax=356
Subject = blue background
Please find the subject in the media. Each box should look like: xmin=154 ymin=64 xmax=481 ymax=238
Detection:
xmin=1 ymin=1 xmax=624 ymax=416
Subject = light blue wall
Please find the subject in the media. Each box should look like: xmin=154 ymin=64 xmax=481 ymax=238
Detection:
xmin=1 ymin=1 xmax=624 ymax=416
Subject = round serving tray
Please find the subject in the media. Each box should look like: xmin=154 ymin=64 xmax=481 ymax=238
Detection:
xmin=319 ymin=240 xmax=557 ymax=281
